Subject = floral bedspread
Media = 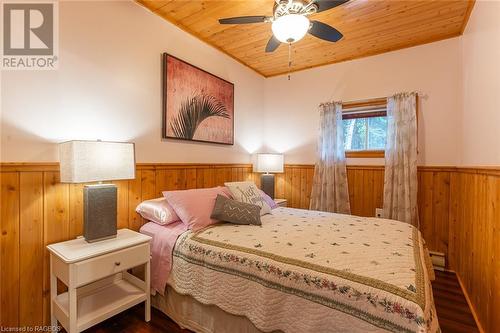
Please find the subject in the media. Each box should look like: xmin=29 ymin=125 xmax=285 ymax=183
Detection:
xmin=169 ymin=207 xmax=439 ymax=333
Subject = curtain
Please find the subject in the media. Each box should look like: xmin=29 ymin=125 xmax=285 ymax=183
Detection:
xmin=310 ymin=102 xmax=351 ymax=214
xmin=383 ymin=92 xmax=418 ymax=227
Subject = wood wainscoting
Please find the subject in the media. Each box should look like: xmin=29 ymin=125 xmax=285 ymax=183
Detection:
xmin=0 ymin=163 xmax=260 ymax=328
xmin=448 ymin=168 xmax=499 ymax=333
xmin=1 ymin=163 xmax=498 ymax=332
xmin=276 ymin=165 xmax=457 ymax=257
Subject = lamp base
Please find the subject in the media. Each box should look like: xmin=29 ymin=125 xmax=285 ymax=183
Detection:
xmin=261 ymin=174 xmax=275 ymax=199
xmin=83 ymin=184 xmax=117 ymax=243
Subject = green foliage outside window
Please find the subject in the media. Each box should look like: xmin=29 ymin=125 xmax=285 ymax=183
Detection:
xmin=343 ymin=116 xmax=387 ymax=151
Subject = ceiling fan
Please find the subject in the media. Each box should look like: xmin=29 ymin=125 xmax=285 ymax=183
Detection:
xmin=219 ymin=0 xmax=349 ymax=53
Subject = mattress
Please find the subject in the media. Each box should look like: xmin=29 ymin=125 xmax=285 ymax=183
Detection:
xmin=166 ymin=207 xmax=439 ymax=333
xmin=153 ymin=286 xmax=266 ymax=333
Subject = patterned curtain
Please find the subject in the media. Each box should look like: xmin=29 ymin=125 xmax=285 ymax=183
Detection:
xmin=310 ymin=102 xmax=351 ymax=214
xmin=383 ymin=92 xmax=419 ymax=227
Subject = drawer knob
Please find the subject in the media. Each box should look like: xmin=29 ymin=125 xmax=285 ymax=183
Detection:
xmin=115 ymin=261 xmax=121 ymax=266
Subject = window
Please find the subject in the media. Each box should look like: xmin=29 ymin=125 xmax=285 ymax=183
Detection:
xmin=342 ymin=98 xmax=387 ymax=158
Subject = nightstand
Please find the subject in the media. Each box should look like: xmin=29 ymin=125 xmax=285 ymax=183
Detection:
xmin=47 ymin=229 xmax=152 ymax=333
xmin=274 ymin=198 xmax=288 ymax=207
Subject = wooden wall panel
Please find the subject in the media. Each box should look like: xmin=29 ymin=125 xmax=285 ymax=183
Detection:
xmin=487 ymin=175 xmax=500 ymax=333
xmin=276 ymin=165 xmax=385 ymax=216
xmin=113 ymin=180 xmax=130 ymax=230
xmin=0 ymin=162 xmax=498 ymax=332
xmin=417 ymin=170 xmax=452 ymax=256
xmin=140 ymin=170 xmax=156 ymax=200
xmin=0 ymin=172 xmax=20 ymax=327
xmin=128 ymin=172 xmax=143 ymax=232
xmin=448 ymin=171 xmax=500 ymax=333
xmin=19 ymin=172 xmax=43 ymax=326
xmin=42 ymin=172 xmax=69 ymax=324
xmin=0 ymin=163 xmax=258 ymax=327
xmin=69 ymin=183 xmax=84 ymax=239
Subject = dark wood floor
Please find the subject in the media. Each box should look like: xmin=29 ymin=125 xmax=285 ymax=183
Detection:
xmin=431 ymin=270 xmax=479 ymax=333
xmin=84 ymin=270 xmax=478 ymax=333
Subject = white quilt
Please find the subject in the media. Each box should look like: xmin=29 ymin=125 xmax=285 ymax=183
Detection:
xmin=168 ymin=207 xmax=439 ymax=333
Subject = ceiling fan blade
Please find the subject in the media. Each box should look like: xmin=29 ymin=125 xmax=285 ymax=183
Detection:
xmin=219 ymin=16 xmax=269 ymax=24
xmin=312 ymin=0 xmax=349 ymax=13
xmin=309 ymin=21 xmax=343 ymax=42
xmin=265 ymin=35 xmax=281 ymax=53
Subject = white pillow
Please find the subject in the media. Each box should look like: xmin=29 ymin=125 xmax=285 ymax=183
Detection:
xmin=224 ymin=181 xmax=271 ymax=216
xmin=135 ymin=197 xmax=180 ymax=225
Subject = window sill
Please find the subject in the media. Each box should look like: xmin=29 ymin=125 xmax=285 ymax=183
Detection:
xmin=346 ymin=150 xmax=385 ymax=158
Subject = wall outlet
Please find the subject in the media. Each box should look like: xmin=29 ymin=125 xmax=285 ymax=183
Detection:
xmin=375 ymin=208 xmax=384 ymax=218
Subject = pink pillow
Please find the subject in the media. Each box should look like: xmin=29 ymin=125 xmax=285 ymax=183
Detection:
xmin=135 ymin=197 xmax=180 ymax=225
xmin=163 ymin=187 xmax=231 ymax=231
xmin=259 ymin=189 xmax=278 ymax=209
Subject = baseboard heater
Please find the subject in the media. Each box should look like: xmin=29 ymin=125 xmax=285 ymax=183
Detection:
xmin=429 ymin=251 xmax=446 ymax=271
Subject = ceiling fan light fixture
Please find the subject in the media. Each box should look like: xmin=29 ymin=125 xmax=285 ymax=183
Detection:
xmin=271 ymin=14 xmax=310 ymax=44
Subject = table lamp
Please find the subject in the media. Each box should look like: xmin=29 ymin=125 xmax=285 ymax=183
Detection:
xmin=254 ymin=153 xmax=284 ymax=199
xmin=59 ymin=140 xmax=135 ymax=242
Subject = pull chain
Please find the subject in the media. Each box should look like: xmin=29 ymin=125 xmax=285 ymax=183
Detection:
xmin=287 ymin=42 xmax=292 ymax=81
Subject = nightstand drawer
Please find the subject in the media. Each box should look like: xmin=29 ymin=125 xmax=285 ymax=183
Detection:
xmin=75 ymin=243 xmax=149 ymax=287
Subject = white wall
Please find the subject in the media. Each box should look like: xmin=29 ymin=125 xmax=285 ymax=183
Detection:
xmin=461 ymin=0 xmax=500 ymax=166
xmin=0 ymin=1 xmax=265 ymax=163
xmin=2 ymin=1 xmax=497 ymax=167
xmin=263 ymin=38 xmax=463 ymax=166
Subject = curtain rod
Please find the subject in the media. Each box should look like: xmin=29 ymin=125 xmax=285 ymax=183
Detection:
xmin=320 ymin=91 xmax=423 ymax=111
xmin=343 ymin=97 xmax=386 ymax=106
xmin=343 ymin=92 xmax=420 ymax=105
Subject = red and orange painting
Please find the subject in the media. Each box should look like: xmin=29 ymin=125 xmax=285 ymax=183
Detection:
xmin=163 ymin=54 xmax=234 ymax=145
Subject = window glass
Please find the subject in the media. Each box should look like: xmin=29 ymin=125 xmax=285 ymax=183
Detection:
xmin=367 ymin=116 xmax=387 ymax=150
xmin=342 ymin=115 xmax=387 ymax=151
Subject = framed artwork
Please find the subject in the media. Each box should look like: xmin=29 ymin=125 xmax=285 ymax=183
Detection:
xmin=162 ymin=53 xmax=234 ymax=145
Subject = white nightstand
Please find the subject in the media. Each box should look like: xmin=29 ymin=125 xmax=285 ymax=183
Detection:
xmin=274 ymin=198 xmax=288 ymax=207
xmin=47 ymin=229 xmax=152 ymax=333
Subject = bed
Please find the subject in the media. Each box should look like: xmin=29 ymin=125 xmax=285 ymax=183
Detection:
xmin=140 ymin=207 xmax=439 ymax=333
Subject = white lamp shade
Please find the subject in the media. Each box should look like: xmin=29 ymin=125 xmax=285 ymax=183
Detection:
xmin=271 ymin=14 xmax=310 ymax=43
xmin=254 ymin=154 xmax=284 ymax=173
xmin=59 ymin=141 xmax=135 ymax=183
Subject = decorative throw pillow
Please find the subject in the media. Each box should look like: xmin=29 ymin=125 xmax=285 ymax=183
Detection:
xmin=211 ymin=195 xmax=261 ymax=226
xmin=135 ymin=197 xmax=180 ymax=225
xmin=163 ymin=187 xmax=231 ymax=231
xmin=224 ymin=181 xmax=272 ymax=215
xmin=258 ymin=189 xmax=279 ymax=209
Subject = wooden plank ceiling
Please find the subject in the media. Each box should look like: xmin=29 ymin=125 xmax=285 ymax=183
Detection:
xmin=136 ymin=0 xmax=474 ymax=77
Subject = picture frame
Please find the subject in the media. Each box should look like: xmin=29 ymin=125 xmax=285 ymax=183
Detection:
xmin=162 ymin=53 xmax=234 ymax=145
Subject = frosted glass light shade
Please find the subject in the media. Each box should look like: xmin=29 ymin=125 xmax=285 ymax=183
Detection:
xmin=59 ymin=141 xmax=135 ymax=183
xmin=254 ymin=154 xmax=284 ymax=173
xmin=271 ymin=14 xmax=310 ymax=43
